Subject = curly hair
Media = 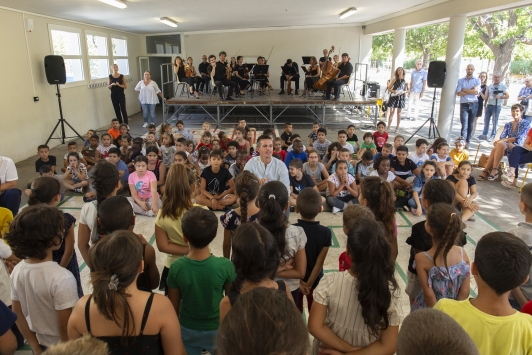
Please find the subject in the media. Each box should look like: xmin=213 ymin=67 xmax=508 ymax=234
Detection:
xmin=5 ymin=205 xmax=64 ymax=260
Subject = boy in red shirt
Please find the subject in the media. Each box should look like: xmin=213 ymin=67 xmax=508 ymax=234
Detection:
xmin=107 ymin=118 xmax=121 ymax=141
xmin=373 ymin=121 xmax=389 ymax=153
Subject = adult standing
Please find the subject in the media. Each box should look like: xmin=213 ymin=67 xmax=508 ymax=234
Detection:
xmin=479 ymin=72 xmax=509 ymax=141
xmin=325 ymin=53 xmax=353 ymax=101
xmin=135 ymin=71 xmax=166 ymax=128
xmin=244 ymin=135 xmax=290 ymax=195
xmin=0 ymin=156 xmax=21 ymax=217
xmin=406 ymin=60 xmax=427 ymax=121
xmin=108 ymin=64 xmax=128 ymax=126
xmin=472 ymin=71 xmax=488 ymax=137
xmin=517 ymin=77 xmax=532 ymax=122
xmin=387 ymin=67 xmax=408 ymax=133
xmin=456 ymin=65 xmax=480 ymax=146
xmin=478 ymin=104 xmax=530 ymax=181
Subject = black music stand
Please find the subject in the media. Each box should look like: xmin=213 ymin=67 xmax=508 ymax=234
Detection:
xmin=405 ymin=88 xmax=441 ymax=144
xmin=302 ymin=56 xmax=311 ymax=65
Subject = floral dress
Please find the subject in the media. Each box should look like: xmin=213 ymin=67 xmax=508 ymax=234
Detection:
xmin=52 ymin=212 xmax=83 ymax=298
xmin=500 ymin=120 xmax=531 ymax=157
xmin=411 ymin=248 xmax=469 ymax=311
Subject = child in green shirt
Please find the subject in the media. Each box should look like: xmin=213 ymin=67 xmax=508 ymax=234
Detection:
xmin=167 ymin=207 xmax=236 ymax=355
xmin=358 ymin=132 xmax=378 ymax=158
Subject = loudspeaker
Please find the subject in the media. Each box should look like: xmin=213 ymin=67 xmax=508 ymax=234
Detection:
xmin=44 ymin=55 xmax=66 ymax=85
xmin=427 ymin=61 xmax=446 ymax=88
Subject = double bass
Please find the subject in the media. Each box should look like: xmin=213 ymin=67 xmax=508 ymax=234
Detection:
xmin=314 ymin=46 xmax=339 ymax=91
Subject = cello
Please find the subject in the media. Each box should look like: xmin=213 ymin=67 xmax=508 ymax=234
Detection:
xmin=314 ymin=46 xmax=339 ymax=91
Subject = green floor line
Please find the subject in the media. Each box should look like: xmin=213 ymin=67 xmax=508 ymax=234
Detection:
xmin=475 ymin=212 xmax=502 ymax=232
xmin=327 ymin=226 xmax=341 ymax=248
xmin=466 ymin=235 xmax=478 ymax=247
xmin=394 ymin=262 xmax=408 ymax=284
xmin=56 ymin=195 xmax=73 ymax=207
xmin=397 ymin=210 xmax=413 ymax=227
xmin=59 ymin=207 xmax=82 ymax=210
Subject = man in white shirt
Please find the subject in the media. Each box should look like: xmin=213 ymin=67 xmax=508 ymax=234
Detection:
xmin=479 ymin=72 xmax=509 ymax=142
xmin=406 ymin=60 xmax=427 ymax=121
xmin=0 ymin=156 xmax=21 ymax=217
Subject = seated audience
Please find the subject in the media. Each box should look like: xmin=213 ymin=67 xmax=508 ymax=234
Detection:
xmin=0 ymin=156 xmax=21 ymax=217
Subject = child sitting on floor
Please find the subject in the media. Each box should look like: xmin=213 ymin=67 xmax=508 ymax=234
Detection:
xmin=450 ymin=136 xmax=470 ymax=167
xmin=128 ymin=156 xmax=161 ymax=217
xmin=62 ymin=152 xmax=88 ymax=193
xmin=95 ymin=133 xmax=116 ymax=161
xmin=160 ymin=132 xmax=176 ymax=169
xmin=35 ymin=144 xmax=56 ymax=174
xmin=62 ymin=141 xmax=87 ymax=173
xmin=326 ymin=160 xmax=358 ymax=214
xmin=82 ymin=135 xmax=99 ymax=170
xmin=408 ymin=160 xmax=437 ymax=216
xmin=229 ymin=150 xmax=247 ymax=178
xmin=196 ymin=149 xmax=237 ymax=210
xmin=303 ymin=150 xmax=329 ymax=192
xmin=446 ymin=161 xmax=479 ymax=222
xmin=358 ymin=132 xmax=378 ymax=158
xmin=373 ymin=121 xmax=389 ymax=152
xmin=289 ymin=159 xmax=322 ymax=208
xmin=431 ymin=142 xmax=454 ymax=178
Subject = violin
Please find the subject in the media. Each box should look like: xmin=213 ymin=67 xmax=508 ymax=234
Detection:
xmin=185 ymin=64 xmax=193 ymax=78
xmin=225 ymin=63 xmax=232 ymax=80
xmin=243 ymin=66 xmax=250 ymax=80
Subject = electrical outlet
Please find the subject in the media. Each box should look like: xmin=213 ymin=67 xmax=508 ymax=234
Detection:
xmin=33 ymin=96 xmax=39 ymax=102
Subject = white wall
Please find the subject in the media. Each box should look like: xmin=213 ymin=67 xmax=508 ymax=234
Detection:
xmin=183 ymin=26 xmax=364 ymax=91
xmin=0 ymin=8 xmax=144 ymax=162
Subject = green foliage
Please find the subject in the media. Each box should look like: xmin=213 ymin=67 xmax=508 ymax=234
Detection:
xmin=510 ymin=60 xmax=532 ymax=75
xmin=403 ymin=59 xmax=417 ymax=69
xmin=372 ymin=33 xmax=394 ymax=61
xmin=405 ymin=24 xmax=449 ymax=67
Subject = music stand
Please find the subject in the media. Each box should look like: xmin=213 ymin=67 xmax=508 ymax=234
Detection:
xmin=302 ymin=56 xmax=311 ymax=65
xmin=405 ymin=88 xmax=441 ymax=144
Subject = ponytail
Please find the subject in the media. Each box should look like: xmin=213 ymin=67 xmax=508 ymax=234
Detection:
xmin=347 ymin=219 xmax=398 ymax=337
xmin=360 ymin=177 xmax=395 ymax=239
xmin=235 ymin=171 xmax=260 ymax=224
xmin=28 ymin=177 xmax=60 ymax=206
xmin=258 ymin=181 xmax=289 ymax=260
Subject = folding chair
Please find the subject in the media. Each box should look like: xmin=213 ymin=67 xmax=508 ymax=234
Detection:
xmin=340 ymin=74 xmax=354 ymax=100
xmin=174 ymin=75 xmax=190 ymax=98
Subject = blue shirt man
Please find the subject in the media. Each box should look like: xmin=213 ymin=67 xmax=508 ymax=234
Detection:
xmin=518 ymin=78 xmax=532 ymax=121
xmin=456 ymin=64 xmax=481 ymax=145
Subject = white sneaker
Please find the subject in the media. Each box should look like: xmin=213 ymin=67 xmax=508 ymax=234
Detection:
xmin=142 ymin=122 xmax=148 ymax=128
xmin=332 ymin=207 xmax=341 ymax=215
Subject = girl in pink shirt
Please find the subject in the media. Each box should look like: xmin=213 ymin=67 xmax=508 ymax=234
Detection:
xmin=128 ymin=156 xmax=161 ymax=216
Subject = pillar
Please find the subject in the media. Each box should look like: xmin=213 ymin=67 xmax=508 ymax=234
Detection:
xmin=438 ymin=14 xmax=467 ymax=141
xmin=390 ymin=28 xmax=406 ymax=80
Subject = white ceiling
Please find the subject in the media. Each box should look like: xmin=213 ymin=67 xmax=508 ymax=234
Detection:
xmin=0 ymin=0 xmax=441 ymax=34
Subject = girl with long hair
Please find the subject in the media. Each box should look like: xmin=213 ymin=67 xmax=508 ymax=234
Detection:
xmin=308 ymin=219 xmax=401 ymax=355
xmin=387 ymin=67 xmax=408 ymax=133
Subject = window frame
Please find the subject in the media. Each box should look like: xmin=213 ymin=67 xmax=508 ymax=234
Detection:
xmin=111 ymin=35 xmax=130 ymax=76
xmin=85 ymin=30 xmax=111 ymax=83
xmin=48 ymin=24 xmax=86 ymax=88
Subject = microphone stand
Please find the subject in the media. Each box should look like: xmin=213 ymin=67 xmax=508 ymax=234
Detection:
xmin=405 ymin=88 xmax=440 ymax=144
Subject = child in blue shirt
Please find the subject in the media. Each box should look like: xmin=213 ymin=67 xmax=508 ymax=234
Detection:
xmin=408 ymin=161 xmax=437 ymax=216
xmin=284 ymin=139 xmax=308 ymax=168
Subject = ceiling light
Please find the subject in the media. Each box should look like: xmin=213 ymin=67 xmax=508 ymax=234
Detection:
xmin=339 ymin=7 xmax=357 ymax=19
xmin=98 ymin=0 xmax=127 ymax=9
xmin=160 ymin=17 xmax=178 ymax=28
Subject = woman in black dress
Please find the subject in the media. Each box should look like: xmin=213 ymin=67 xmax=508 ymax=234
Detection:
xmin=473 ymin=71 xmax=488 ymax=137
xmin=304 ymin=56 xmax=321 ymax=95
xmin=233 ymin=56 xmax=250 ymax=96
xmin=173 ymin=56 xmax=200 ymax=99
xmin=108 ymin=64 xmax=128 ymax=125
xmin=387 ymin=67 xmax=408 ymax=133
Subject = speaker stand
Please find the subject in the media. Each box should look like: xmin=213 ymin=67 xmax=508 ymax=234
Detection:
xmin=46 ymin=84 xmax=84 ymax=146
xmin=405 ymin=88 xmax=441 ymax=144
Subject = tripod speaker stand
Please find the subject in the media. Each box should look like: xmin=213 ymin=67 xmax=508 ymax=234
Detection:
xmin=405 ymin=89 xmax=440 ymax=144
xmin=45 ymin=84 xmax=84 ymax=145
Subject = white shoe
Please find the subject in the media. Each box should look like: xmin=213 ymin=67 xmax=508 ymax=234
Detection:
xmin=332 ymin=207 xmax=341 ymax=215
xmin=142 ymin=123 xmax=148 ymax=128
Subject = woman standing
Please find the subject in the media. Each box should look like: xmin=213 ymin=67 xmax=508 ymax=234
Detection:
xmin=135 ymin=71 xmax=166 ymax=128
xmin=478 ymin=104 xmax=530 ymax=181
xmin=387 ymin=67 xmax=408 ymax=133
xmin=173 ymin=56 xmax=200 ymax=99
xmin=472 ymin=71 xmax=488 ymax=137
xmin=108 ymin=64 xmax=128 ymax=125
xmin=304 ymin=56 xmax=321 ymax=96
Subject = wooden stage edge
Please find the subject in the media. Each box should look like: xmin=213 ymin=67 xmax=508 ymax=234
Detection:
xmin=164 ymin=95 xmax=381 ymax=126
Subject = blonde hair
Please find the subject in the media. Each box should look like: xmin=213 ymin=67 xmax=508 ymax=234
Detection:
xmin=43 ymin=334 xmax=109 ymax=355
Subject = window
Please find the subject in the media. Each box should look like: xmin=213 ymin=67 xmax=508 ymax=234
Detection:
xmin=86 ymin=33 xmax=109 ymax=80
xmin=112 ymin=37 xmax=129 ymax=75
xmin=50 ymin=27 xmax=84 ymax=83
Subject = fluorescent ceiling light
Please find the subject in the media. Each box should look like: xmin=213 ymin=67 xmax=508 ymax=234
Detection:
xmin=160 ymin=17 xmax=178 ymax=28
xmin=98 ymin=0 xmax=127 ymax=9
xmin=339 ymin=7 xmax=357 ymax=19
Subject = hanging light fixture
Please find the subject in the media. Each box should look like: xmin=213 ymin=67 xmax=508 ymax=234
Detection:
xmin=160 ymin=17 xmax=178 ymax=28
xmin=339 ymin=7 xmax=357 ymax=19
xmin=98 ymin=0 xmax=127 ymax=9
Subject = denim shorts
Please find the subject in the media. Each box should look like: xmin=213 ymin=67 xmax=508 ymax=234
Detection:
xmin=180 ymin=325 xmax=218 ymax=355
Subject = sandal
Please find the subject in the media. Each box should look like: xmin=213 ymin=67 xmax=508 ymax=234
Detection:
xmin=502 ymin=172 xmax=515 ymax=182
xmin=487 ymin=169 xmax=498 ymax=181
xmin=501 ymin=179 xmax=515 ymax=188
xmin=477 ymin=171 xmax=489 ymax=181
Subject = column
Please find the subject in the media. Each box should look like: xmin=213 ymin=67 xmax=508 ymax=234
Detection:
xmin=438 ymin=14 xmax=467 ymax=141
xmin=391 ymin=28 xmax=406 ymax=80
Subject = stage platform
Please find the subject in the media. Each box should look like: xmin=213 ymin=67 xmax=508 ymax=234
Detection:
xmin=164 ymin=90 xmax=381 ymax=127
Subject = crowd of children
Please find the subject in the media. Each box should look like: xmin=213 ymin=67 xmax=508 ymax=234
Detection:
xmin=2 ymin=118 xmax=532 ymax=355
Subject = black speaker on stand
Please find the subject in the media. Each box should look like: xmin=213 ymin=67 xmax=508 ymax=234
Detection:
xmin=44 ymin=55 xmax=83 ymax=145
xmin=405 ymin=61 xmax=446 ymax=144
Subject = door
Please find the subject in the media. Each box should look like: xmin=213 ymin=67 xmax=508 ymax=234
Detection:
xmin=139 ymin=57 xmax=150 ymax=79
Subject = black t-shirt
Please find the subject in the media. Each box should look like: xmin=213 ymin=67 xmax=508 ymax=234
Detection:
xmin=212 ymin=62 xmax=227 ymax=81
xmin=281 ymin=131 xmax=293 ymax=147
xmin=338 ymin=62 xmax=354 ymax=79
xmin=293 ymin=220 xmax=332 ymax=287
xmin=446 ymin=174 xmax=476 ymax=189
xmin=234 ymin=64 xmax=246 ymax=77
xmin=176 ymin=65 xmax=186 ymax=81
xmin=289 ymin=173 xmax=315 ymax=195
xmin=391 ymin=157 xmax=417 ymax=180
xmin=198 ymin=62 xmax=209 ymax=76
xmin=282 ymin=64 xmax=297 ymax=76
xmin=200 ymin=166 xmax=233 ymax=194
xmin=406 ymin=221 xmax=468 ymax=274
xmin=224 ymin=154 xmax=236 ymax=168
xmin=346 ymin=134 xmax=358 ymax=143
xmin=35 ymin=156 xmax=57 ymax=173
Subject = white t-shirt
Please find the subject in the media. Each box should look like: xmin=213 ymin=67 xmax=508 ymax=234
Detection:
xmin=0 ymin=156 xmax=18 ymax=196
xmin=340 ymin=143 xmax=354 ymax=154
xmin=79 ymin=201 xmax=99 ymax=244
xmin=408 ymin=152 xmax=429 ymax=168
xmin=274 ymin=225 xmax=307 ymax=292
xmin=303 ymin=162 xmax=325 ymax=182
xmin=135 ymin=80 xmax=161 ymax=105
xmin=0 ymin=240 xmax=12 ymax=305
xmin=11 ymin=260 xmax=78 ymax=346
xmin=370 ymin=170 xmax=396 ymax=182
xmin=326 ymin=173 xmax=356 ymax=197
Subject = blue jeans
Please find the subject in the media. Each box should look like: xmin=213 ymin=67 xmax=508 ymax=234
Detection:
xmin=483 ymin=104 xmax=502 ymax=137
xmin=408 ymin=197 xmax=425 ymax=212
xmin=180 ymin=325 xmax=217 ymax=355
xmin=0 ymin=188 xmax=21 ymax=217
xmin=141 ymin=104 xmax=156 ymax=124
xmin=459 ymin=102 xmax=478 ymax=143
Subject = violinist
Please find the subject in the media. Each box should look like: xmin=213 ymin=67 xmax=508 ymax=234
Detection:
xmin=209 ymin=53 xmax=236 ymax=101
xmin=198 ymin=54 xmax=211 ymax=93
xmin=230 ymin=56 xmax=237 ymax=71
xmin=187 ymin=57 xmax=201 ymax=91
xmin=325 ymin=53 xmax=353 ymax=101
xmin=233 ymin=56 xmax=250 ymax=96
xmin=174 ymin=56 xmax=200 ymax=99
xmin=279 ymin=59 xmax=300 ymax=95
xmin=333 ymin=55 xmax=340 ymax=67
xmin=304 ymin=56 xmax=321 ymax=96
xmin=253 ymin=56 xmax=273 ymax=94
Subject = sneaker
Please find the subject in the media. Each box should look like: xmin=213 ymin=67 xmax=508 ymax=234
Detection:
xmin=469 ymin=214 xmax=476 ymax=222
xmin=279 ymin=90 xmax=285 ymax=95
xmin=332 ymin=206 xmax=341 ymax=215
xmin=146 ymin=210 xmax=155 ymax=217
xmin=402 ymin=205 xmax=410 ymax=212
xmin=477 ymin=134 xmax=487 ymax=140
xmin=142 ymin=122 xmax=148 ymax=128
xmin=487 ymin=136 xmax=494 ymax=142
xmin=410 ymin=207 xmax=417 ymax=215
xmin=74 ymin=187 xmax=83 ymax=193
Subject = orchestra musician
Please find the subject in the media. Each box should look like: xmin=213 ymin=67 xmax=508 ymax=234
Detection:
xmin=319 ymin=49 xmax=331 ymax=69
xmin=233 ymin=56 xmax=251 ymax=97
xmin=173 ymin=56 xmax=200 ymax=99
xmin=187 ymin=57 xmax=201 ymax=91
xmin=209 ymin=53 xmax=236 ymax=100
xmin=198 ymin=54 xmax=211 ymax=93
xmin=332 ymin=55 xmax=340 ymax=67
xmin=325 ymin=52 xmax=353 ymax=101
xmin=304 ymin=56 xmax=321 ymax=95
xmin=230 ymin=56 xmax=237 ymax=71
xmin=279 ymin=59 xmax=300 ymax=95
xmin=253 ymin=56 xmax=273 ymax=94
